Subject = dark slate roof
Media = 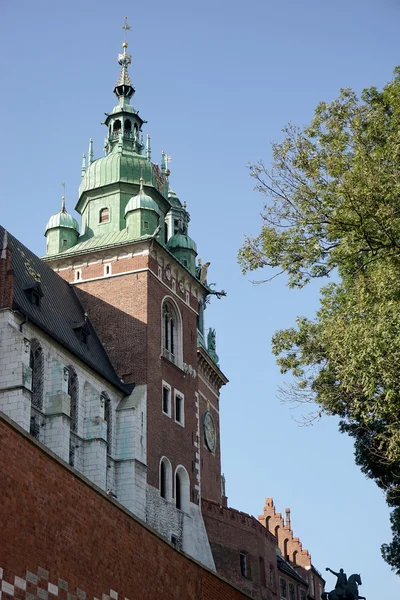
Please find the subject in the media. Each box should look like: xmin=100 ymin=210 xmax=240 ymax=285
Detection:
xmin=0 ymin=226 xmax=133 ymax=395
xmin=277 ymin=555 xmax=309 ymax=585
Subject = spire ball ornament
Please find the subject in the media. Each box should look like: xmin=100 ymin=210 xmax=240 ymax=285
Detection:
xmin=114 ymin=16 xmax=134 ymax=99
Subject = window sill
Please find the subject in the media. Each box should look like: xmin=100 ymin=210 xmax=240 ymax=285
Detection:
xmin=160 ymin=352 xmax=184 ymax=373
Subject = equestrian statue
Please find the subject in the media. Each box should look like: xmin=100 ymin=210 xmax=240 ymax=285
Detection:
xmin=321 ymin=567 xmax=366 ymax=600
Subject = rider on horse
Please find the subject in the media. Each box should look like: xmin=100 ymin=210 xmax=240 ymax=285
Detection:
xmin=326 ymin=568 xmax=347 ymax=597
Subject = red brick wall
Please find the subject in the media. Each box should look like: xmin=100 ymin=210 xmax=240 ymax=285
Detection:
xmin=59 ymin=249 xmax=205 ymax=504
xmin=0 ymin=414 xmax=251 ymax=600
xmin=198 ymin=377 xmax=223 ymax=503
xmin=54 ymin=246 xmax=223 ymax=509
xmin=0 ymin=246 xmax=14 ymax=309
xmin=202 ymin=500 xmax=279 ymax=600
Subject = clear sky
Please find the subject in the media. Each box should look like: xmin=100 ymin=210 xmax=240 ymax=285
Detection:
xmin=1 ymin=0 xmax=399 ymax=597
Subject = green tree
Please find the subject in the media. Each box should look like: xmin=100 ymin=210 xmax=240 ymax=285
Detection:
xmin=239 ymin=69 xmax=400 ymax=573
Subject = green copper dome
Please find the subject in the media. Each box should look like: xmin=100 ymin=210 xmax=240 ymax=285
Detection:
xmin=45 ymin=202 xmax=79 ymax=234
xmin=167 ymin=233 xmax=197 ymax=252
xmin=167 ymin=188 xmax=182 ymax=208
xmin=78 ymin=151 xmax=168 ymax=205
xmin=125 ymin=179 xmax=160 ymax=216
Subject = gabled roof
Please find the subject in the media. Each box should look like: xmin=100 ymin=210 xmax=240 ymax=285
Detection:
xmin=277 ymin=555 xmax=309 ymax=585
xmin=0 ymin=226 xmax=133 ymax=395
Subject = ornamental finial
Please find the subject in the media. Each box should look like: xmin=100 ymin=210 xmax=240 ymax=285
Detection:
xmin=114 ymin=17 xmax=134 ymax=99
xmin=61 ymin=183 xmax=66 ymax=212
xmin=119 ymin=16 xmax=132 ymax=68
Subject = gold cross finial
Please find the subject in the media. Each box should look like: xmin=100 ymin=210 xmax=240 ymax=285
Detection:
xmin=122 ymin=16 xmax=131 ymax=47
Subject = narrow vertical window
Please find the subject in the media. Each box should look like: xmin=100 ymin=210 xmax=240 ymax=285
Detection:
xmin=170 ymin=319 xmax=175 ymax=355
xmin=174 ymin=391 xmax=184 ymax=426
xmin=99 ymin=208 xmax=110 ymax=223
xmin=103 ymin=393 xmax=112 ymax=454
xmin=175 ymin=471 xmax=182 ymax=509
xmin=162 ymin=384 xmax=171 ymax=416
xmin=160 ymin=461 xmax=166 ymax=499
xmin=68 ymin=366 xmax=79 ymax=433
xmin=162 ymin=299 xmax=181 ymax=365
xmin=280 ymin=578 xmax=287 ymax=598
xmin=174 ymin=466 xmax=190 ymax=512
xmin=240 ymin=552 xmax=248 ymax=578
xmin=30 ymin=340 xmax=44 ymax=410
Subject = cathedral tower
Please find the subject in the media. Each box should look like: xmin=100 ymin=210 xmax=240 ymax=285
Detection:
xmin=43 ymin=19 xmax=227 ymax=567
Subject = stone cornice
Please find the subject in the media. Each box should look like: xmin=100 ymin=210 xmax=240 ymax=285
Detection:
xmin=197 ymin=347 xmax=228 ymax=392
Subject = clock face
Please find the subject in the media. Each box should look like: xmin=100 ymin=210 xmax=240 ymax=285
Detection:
xmin=203 ymin=411 xmax=216 ymax=453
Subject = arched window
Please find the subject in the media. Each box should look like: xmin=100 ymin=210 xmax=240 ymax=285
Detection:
xmin=283 ymin=538 xmax=289 ymax=560
xmin=274 ymin=525 xmax=280 ymax=543
xmin=30 ymin=339 xmax=44 ymax=410
xmin=113 ymin=119 xmax=121 ymax=132
xmin=159 ymin=456 xmax=172 ymax=501
xmin=99 ymin=208 xmax=110 ymax=223
xmin=68 ymin=366 xmax=79 ymax=433
xmin=103 ymin=393 xmax=112 ymax=455
xmin=125 ymin=119 xmax=132 ymax=131
xmin=265 ymin=516 xmax=271 ymax=532
xmin=162 ymin=298 xmax=182 ymax=366
xmin=174 ymin=465 xmax=190 ymax=512
xmin=292 ymin=550 xmax=298 ymax=565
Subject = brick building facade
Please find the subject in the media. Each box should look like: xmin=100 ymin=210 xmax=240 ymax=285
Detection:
xmin=0 ymin=22 xmax=325 ymax=600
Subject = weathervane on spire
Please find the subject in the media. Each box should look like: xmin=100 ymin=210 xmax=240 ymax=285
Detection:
xmin=118 ymin=16 xmax=132 ymax=67
xmin=123 ymin=16 xmax=131 ymax=43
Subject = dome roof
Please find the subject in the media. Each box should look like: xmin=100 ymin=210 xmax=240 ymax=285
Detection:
xmin=167 ymin=233 xmax=197 ymax=253
xmin=45 ymin=202 xmax=79 ymax=234
xmin=78 ymin=150 xmax=168 ymax=203
xmin=167 ymin=188 xmax=182 ymax=208
xmin=125 ymin=180 xmax=160 ymax=216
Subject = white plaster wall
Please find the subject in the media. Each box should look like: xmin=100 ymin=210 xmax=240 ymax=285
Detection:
xmin=0 ymin=310 xmax=146 ymax=510
xmin=182 ymin=503 xmax=215 ymax=570
xmin=146 ymin=484 xmax=215 ymax=570
xmin=0 ymin=310 xmax=32 ymax=431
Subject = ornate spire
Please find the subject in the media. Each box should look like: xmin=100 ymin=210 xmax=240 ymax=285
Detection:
xmin=114 ymin=17 xmax=134 ymax=99
xmin=81 ymin=154 xmax=86 ymax=178
xmin=88 ymin=138 xmax=94 ymax=166
xmin=146 ymin=134 xmax=151 ymax=161
xmin=61 ymin=183 xmax=66 ymax=213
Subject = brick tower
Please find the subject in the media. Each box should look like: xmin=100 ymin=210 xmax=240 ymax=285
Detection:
xmin=43 ymin=19 xmax=228 ymax=567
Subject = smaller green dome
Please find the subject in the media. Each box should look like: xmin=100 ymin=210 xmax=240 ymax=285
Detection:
xmin=125 ymin=179 xmax=160 ymax=216
xmin=168 ymin=188 xmax=182 ymax=208
xmin=45 ymin=201 xmax=79 ymax=234
xmin=167 ymin=233 xmax=197 ymax=252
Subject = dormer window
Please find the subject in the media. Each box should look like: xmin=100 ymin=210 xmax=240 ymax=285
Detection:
xmin=24 ymin=282 xmax=44 ymax=307
xmin=72 ymin=322 xmax=90 ymax=344
xmin=100 ymin=208 xmax=110 ymax=223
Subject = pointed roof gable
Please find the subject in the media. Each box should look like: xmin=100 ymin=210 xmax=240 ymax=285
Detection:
xmin=0 ymin=225 xmax=133 ymax=395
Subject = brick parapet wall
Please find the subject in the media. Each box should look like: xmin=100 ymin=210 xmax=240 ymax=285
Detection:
xmin=201 ymin=500 xmax=279 ymax=600
xmin=202 ymin=500 xmax=277 ymax=545
xmin=0 ymin=412 xmax=251 ymax=600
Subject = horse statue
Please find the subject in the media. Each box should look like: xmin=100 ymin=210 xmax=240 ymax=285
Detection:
xmin=321 ymin=573 xmax=366 ymax=600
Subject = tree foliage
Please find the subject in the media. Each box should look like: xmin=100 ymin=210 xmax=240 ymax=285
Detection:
xmin=239 ymin=68 xmax=400 ymax=573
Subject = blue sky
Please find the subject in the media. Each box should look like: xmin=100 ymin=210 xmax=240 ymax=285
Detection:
xmin=1 ymin=0 xmax=400 ymax=596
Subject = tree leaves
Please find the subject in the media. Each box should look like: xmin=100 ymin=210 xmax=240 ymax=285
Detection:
xmin=240 ymin=69 xmax=400 ymax=573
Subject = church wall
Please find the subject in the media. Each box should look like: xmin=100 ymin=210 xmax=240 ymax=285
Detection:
xmin=0 ymin=413 xmax=251 ymax=600
xmin=202 ymin=500 xmax=279 ymax=600
xmin=197 ymin=374 xmax=223 ymax=503
xmin=0 ymin=309 xmax=148 ymax=507
xmin=73 ymin=263 xmax=149 ymax=385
